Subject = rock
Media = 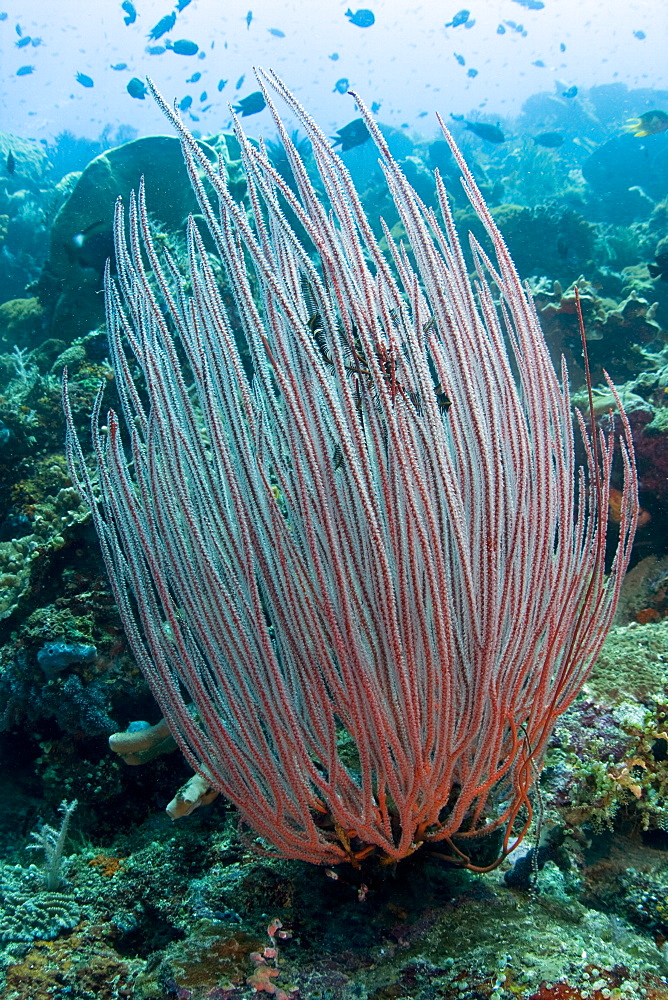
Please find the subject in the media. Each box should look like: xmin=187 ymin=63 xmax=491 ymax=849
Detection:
xmin=43 ymin=134 xmax=219 ymax=342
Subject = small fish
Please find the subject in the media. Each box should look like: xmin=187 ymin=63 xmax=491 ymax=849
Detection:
xmin=72 ymin=219 xmax=105 ymax=247
xmin=235 ymin=73 xmax=245 ymax=90
xmin=179 ymin=95 xmax=193 ymax=110
xmin=332 ymin=117 xmax=370 ymax=151
xmin=371 ymin=100 xmax=381 ymax=113
xmin=445 ymin=9 xmax=469 ymax=28
xmin=199 ymin=90 xmax=207 ymax=101
xmin=511 ymin=0 xmax=544 ymax=8
xmin=461 ymin=119 xmax=505 ymax=143
xmin=533 ymin=131 xmax=564 ymax=147
xmin=0 ymin=13 xmax=8 ymax=20
xmin=187 ymin=72 xmax=201 ymax=82
xmin=15 ymin=22 xmax=21 ymax=34
xmin=127 ymin=76 xmax=147 ymax=99
xmin=497 ymin=23 xmax=506 ymax=33
xmin=633 ymin=29 xmax=646 ymax=39
xmin=76 ymin=72 xmax=94 ymax=87
xmin=16 ymin=36 xmax=31 ymax=47
xmin=148 ymin=12 xmax=176 ymax=40
xmin=560 ymin=42 xmax=566 ymax=52
xmin=268 ymin=27 xmax=285 ymax=37
xmin=648 ymin=250 xmax=668 ymax=281
xmin=562 ymin=85 xmax=578 ymax=98
xmin=176 ymin=0 xmax=192 ymax=9
xmin=16 ymin=65 xmax=34 ymax=75
xmin=532 ymin=59 xmax=545 ymax=67
xmin=146 ymin=45 xmax=166 ymax=55
xmin=217 ymin=79 xmax=227 ymax=91
xmin=333 ymin=78 xmax=349 ymax=94
xmin=246 ymin=10 xmax=252 ymax=29
xmin=111 ymin=62 xmax=127 ymax=70
xmin=329 ymin=52 xmax=339 ymax=60
xmin=345 ymin=8 xmax=375 ymax=28
xmin=121 ymin=0 xmax=136 ymax=25
xmin=464 ymin=18 xmax=475 ymax=28
xmin=624 ymin=109 xmax=668 ymax=138
xmin=6 ymin=150 xmax=15 ymax=174
xmin=454 ymin=53 xmax=465 ymax=66
xmin=233 ymin=91 xmax=266 ymax=116
xmin=167 ymin=38 xmax=199 ymax=55
xmin=467 ymin=67 xmax=478 ymax=77
xmin=31 ymin=37 xmax=42 ymax=46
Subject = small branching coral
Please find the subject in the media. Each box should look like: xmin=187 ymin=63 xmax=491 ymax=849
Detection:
xmin=28 ymin=798 xmax=78 ymax=890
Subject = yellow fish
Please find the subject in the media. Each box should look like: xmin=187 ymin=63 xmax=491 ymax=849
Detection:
xmin=624 ymin=109 xmax=668 ymax=137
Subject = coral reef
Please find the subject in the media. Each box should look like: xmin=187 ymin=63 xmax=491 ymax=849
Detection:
xmin=3 ymin=80 xmax=668 ymax=1000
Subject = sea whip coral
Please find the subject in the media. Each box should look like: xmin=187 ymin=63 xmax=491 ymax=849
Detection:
xmin=64 ymin=71 xmax=637 ymax=866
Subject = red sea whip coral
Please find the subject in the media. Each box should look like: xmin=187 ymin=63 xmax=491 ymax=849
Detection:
xmin=63 ymin=70 xmax=637 ymax=867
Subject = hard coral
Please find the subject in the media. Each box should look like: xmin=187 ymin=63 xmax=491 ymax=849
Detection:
xmin=0 ymin=296 xmax=45 ymax=346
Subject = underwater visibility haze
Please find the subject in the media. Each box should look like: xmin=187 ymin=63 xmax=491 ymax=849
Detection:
xmin=2 ymin=2 xmax=668 ymax=999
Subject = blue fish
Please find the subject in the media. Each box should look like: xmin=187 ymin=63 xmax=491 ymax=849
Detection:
xmin=0 ymin=13 xmax=8 ymax=21
xmin=371 ymin=100 xmax=381 ymax=113
xmin=235 ymin=73 xmax=245 ymax=90
xmin=121 ymin=1 xmax=136 ymax=25
xmin=31 ymin=37 xmax=42 ymax=46
xmin=179 ymin=95 xmax=193 ymax=111
xmin=345 ymin=8 xmax=374 ymax=28
xmin=467 ymin=67 xmax=478 ymax=77
xmin=16 ymin=36 xmax=31 ymax=48
xmin=233 ymin=91 xmax=266 ymax=116
xmin=16 ymin=65 xmax=34 ymax=75
xmin=15 ymin=22 xmax=22 ymax=34
xmin=329 ymin=52 xmax=339 ymax=60
xmin=634 ymin=29 xmax=646 ymax=39
xmin=76 ymin=72 xmax=94 ymax=87
xmin=562 ymin=85 xmax=578 ymax=98
xmin=167 ymin=38 xmax=199 ymax=55
xmin=511 ymin=0 xmax=544 ymax=8
xmin=187 ymin=72 xmax=201 ymax=82
xmin=217 ymin=79 xmax=227 ymax=91
xmin=445 ymin=9 xmax=469 ymax=28
xmin=332 ymin=118 xmax=370 ymax=151
xmin=176 ymin=0 xmax=192 ymax=9
xmin=148 ymin=12 xmax=176 ymax=40
xmin=146 ymin=45 xmax=166 ymax=55
xmin=333 ymin=78 xmax=349 ymax=94
xmin=462 ymin=119 xmax=504 ymax=142
xmin=111 ymin=62 xmax=128 ymax=70
xmin=497 ymin=23 xmax=506 ymax=33
xmin=199 ymin=90 xmax=207 ymax=101
xmin=127 ymin=76 xmax=147 ymax=99
xmin=454 ymin=52 xmax=465 ymax=65
xmin=246 ymin=10 xmax=252 ymax=29
xmin=268 ymin=28 xmax=285 ymax=37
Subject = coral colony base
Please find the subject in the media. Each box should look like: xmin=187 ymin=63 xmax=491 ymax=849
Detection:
xmin=63 ymin=70 xmax=638 ymax=868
